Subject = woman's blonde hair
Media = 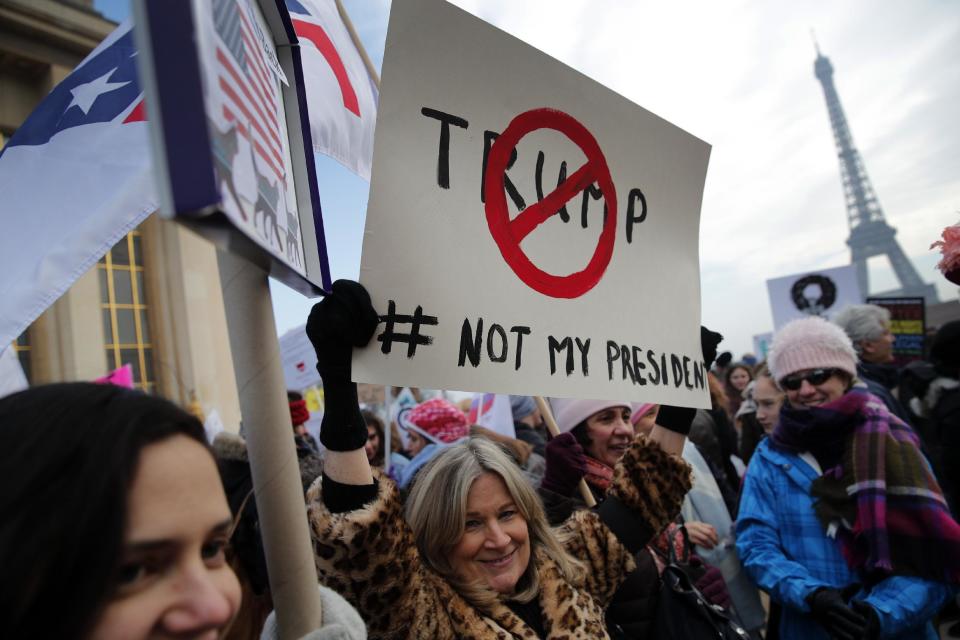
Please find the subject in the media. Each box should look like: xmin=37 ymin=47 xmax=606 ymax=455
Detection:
xmin=404 ymin=436 xmax=584 ymax=609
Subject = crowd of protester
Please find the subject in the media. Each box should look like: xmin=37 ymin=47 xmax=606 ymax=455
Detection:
xmin=2 ymin=282 xmax=960 ymax=639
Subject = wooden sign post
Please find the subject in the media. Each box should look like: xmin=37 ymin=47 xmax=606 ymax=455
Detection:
xmin=535 ymin=396 xmax=596 ymax=508
xmin=219 ymin=251 xmax=323 ymax=635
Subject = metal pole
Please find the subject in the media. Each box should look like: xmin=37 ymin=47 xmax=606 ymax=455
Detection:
xmin=333 ymin=0 xmax=380 ymax=90
xmin=383 ymin=385 xmax=393 ymax=473
xmin=218 ymin=251 xmax=322 ymax=638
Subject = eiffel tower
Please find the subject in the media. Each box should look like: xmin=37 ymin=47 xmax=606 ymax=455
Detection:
xmin=813 ymin=44 xmax=938 ymax=302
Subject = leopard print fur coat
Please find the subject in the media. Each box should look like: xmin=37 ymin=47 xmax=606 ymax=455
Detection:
xmin=306 ymin=434 xmax=691 ymax=639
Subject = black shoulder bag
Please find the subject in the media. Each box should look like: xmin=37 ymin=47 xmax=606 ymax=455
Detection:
xmin=653 ymin=526 xmax=750 ymax=640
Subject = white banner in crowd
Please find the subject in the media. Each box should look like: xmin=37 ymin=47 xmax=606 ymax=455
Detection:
xmin=468 ymin=393 xmax=516 ymax=439
xmin=279 ymin=324 xmax=322 ymax=390
xmin=766 ymin=264 xmax=863 ymax=330
xmin=353 ymin=0 xmax=712 ymax=407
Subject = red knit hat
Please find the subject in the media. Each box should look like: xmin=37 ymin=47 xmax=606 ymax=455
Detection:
xmin=402 ymin=398 xmax=469 ymax=444
xmin=289 ymin=398 xmax=309 ymax=427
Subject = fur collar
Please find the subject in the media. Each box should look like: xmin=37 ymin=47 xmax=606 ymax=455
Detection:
xmin=427 ymin=547 xmax=609 ymax=639
xmin=910 ymin=376 xmax=960 ymax=417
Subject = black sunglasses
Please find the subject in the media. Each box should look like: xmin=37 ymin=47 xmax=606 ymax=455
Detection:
xmin=779 ymin=368 xmax=838 ymax=391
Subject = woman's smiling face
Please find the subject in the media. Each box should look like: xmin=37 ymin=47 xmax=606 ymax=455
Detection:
xmin=86 ymin=435 xmax=241 ymax=640
xmin=729 ymin=367 xmax=751 ymax=391
xmin=447 ymin=472 xmax=531 ymax=595
xmin=584 ymin=405 xmax=633 ymax=467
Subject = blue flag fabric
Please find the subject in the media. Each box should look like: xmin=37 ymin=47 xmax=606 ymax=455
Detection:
xmin=0 ymin=20 xmax=156 ymax=351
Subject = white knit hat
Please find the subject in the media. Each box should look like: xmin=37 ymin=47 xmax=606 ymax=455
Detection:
xmin=768 ymin=316 xmax=858 ymax=382
xmin=548 ymin=397 xmax=631 ymax=433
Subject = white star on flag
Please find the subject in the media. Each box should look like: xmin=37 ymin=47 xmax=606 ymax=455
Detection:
xmin=67 ymin=70 xmax=130 ymax=115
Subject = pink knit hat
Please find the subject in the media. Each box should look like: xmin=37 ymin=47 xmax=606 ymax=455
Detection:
xmin=630 ymin=403 xmax=658 ymax=426
xmin=549 ymin=398 xmax=631 ymax=434
xmin=768 ymin=316 xmax=857 ymax=382
xmin=401 ymin=398 xmax=469 ymax=444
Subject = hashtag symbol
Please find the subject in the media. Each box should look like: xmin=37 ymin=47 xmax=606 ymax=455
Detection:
xmin=377 ymin=300 xmax=439 ymax=357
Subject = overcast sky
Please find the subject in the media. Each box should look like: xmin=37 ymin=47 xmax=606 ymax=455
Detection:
xmin=96 ymin=0 xmax=960 ymax=357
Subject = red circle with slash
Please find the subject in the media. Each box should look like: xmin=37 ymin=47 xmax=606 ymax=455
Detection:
xmin=484 ymin=107 xmax=617 ymax=299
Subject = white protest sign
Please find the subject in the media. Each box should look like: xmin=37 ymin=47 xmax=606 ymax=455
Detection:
xmin=134 ymin=0 xmax=331 ymax=294
xmin=766 ymin=264 xmax=863 ymax=330
xmin=353 ymin=0 xmax=712 ymax=407
xmin=753 ymin=332 xmax=773 ymax=362
xmin=279 ymin=324 xmax=321 ymax=390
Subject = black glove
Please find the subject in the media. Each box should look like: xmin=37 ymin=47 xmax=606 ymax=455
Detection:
xmin=306 ymin=280 xmax=379 ymax=451
xmin=540 ymin=432 xmax=588 ymax=497
xmin=851 ymin=600 xmax=881 ymax=640
xmin=654 ymin=405 xmax=696 ymax=435
xmin=806 ymin=588 xmax=867 ymax=640
xmin=700 ymin=326 xmax=723 ymax=370
xmin=654 ymin=326 xmax=724 ymax=435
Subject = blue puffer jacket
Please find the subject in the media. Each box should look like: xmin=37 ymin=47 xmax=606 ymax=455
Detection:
xmin=736 ymin=439 xmax=952 ymax=640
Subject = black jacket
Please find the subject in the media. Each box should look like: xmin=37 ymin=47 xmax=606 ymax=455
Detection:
xmin=538 ymin=484 xmax=661 ymax=639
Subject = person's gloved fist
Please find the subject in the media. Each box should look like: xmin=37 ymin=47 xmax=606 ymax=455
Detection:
xmin=541 ymin=432 xmax=589 ymax=497
xmin=306 ymin=280 xmax=379 ymax=452
xmin=851 ymin=600 xmax=881 ymax=640
xmin=306 ymin=280 xmax=379 ymax=384
xmin=806 ymin=587 xmax=867 ymax=640
xmin=700 ymin=326 xmax=723 ymax=371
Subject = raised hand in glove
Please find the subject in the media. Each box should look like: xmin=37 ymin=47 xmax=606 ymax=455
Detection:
xmin=806 ymin=587 xmax=867 ymax=640
xmin=700 ymin=326 xmax=723 ymax=371
xmin=540 ymin=432 xmax=589 ymax=497
xmin=306 ymin=280 xmax=379 ymax=452
xmin=655 ymin=326 xmax=724 ymax=435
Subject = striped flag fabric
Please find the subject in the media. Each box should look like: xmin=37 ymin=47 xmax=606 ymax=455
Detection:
xmin=286 ymin=0 xmax=378 ymax=180
xmin=213 ymin=0 xmax=287 ymax=183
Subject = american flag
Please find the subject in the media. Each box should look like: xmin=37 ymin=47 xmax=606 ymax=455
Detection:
xmin=213 ymin=0 xmax=285 ymax=182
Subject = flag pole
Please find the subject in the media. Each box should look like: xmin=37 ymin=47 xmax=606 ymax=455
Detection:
xmin=534 ymin=396 xmax=597 ymax=508
xmin=218 ymin=251 xmax=323 ymax=638
xmin=333 ymin=0 xmax=381 ymax=90
xmin=383 ymin=385 xmax=393 ymax=473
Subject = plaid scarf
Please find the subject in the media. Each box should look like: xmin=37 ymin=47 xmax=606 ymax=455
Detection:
xmin=772 ymin=388 xmax=960 ymax=583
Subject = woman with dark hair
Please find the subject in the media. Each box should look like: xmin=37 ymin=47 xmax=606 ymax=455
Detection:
xmin=362 ymin=408 xmax=386 ymax=466
xmin=687 ymin=372 xmax=741 ymax=516
xmin=724 ymin=363 xmax=753 ymax=419
xmin=0 ymin=382 xmax=241 ymax=639
xmin=541 ymin=396 xmax=757 ymax=636
xmin=737 ymin=317 xmax=957 ymax=639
